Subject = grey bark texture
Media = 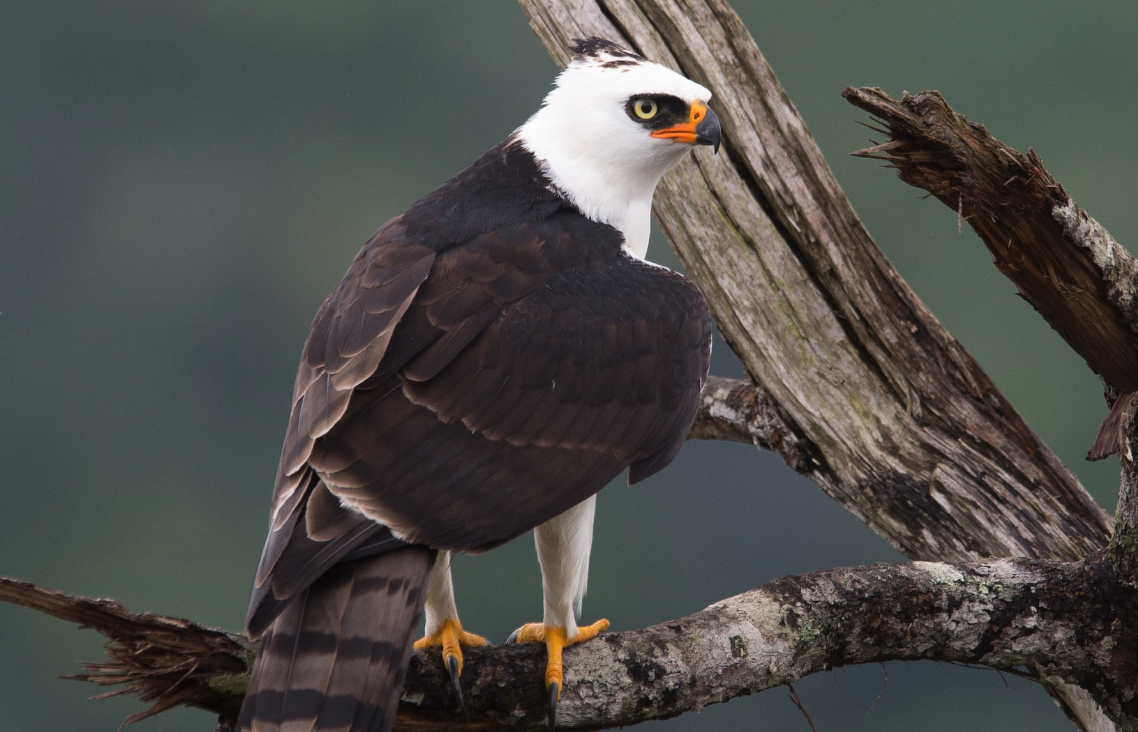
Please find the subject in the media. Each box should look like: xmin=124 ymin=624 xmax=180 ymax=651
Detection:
xmin=2 ymin=0 xmax=1137 ymax=731
xmin=5 ymin=553 xmax=1137 ymax=731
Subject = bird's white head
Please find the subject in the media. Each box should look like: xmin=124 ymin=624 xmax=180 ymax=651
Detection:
xmin=518 ymin=38 xmax=721 ymax=259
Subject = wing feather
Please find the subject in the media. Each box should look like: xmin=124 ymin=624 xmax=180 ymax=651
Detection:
xmin=251 ymin=188 xmax=710 ymax=631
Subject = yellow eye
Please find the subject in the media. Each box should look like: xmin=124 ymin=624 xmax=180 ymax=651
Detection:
xmin=632 ymin=98 xmax=658 ymax=120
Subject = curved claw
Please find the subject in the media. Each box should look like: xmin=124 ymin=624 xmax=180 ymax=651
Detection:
xmin=447 ymin=655 xmax=470 ymax=722
xmin=413 ymin=619 xmax=487 ymax=717
xmin=547 ymin=681 xmax=559 ymax=731
xmin=507 ymin=619 xmax=610 ymax=730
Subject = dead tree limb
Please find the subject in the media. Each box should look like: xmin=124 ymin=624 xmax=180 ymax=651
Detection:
xmin=842 ymin=86 xmax=1138 ymax=460
xmin=0 ymin=577 xmax=252 ymax=725
xmin=6 ymin=553 xmax=1137 ymax=732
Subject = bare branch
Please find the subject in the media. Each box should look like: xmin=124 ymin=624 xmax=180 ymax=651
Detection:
xmin=688 ymin=376 xmax=756 ymax=444
xmin=7 ymin=556 xmax=1135 ymax=731
xmin=0 ymin=577 xmax=251 ymax=725
xmin=842 ymin=86 xmax=1138 ymax=458
xmin=688 ymin=376 xmax=818 ymax=469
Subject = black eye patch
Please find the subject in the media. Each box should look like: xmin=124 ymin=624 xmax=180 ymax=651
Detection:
xmin=624 ymin=95 xmax=689 ymax=130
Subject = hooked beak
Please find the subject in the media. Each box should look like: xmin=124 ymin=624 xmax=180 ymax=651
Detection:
xmin=650 ymin=100 xmax=722 ymax=153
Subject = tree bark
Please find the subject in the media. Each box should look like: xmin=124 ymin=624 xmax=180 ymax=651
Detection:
xmin=399 ymin=558 xmax=1138 ymax=731
xmin=6 ymin=555 xmax=1136 ymax=732
xmin=841 ymin=87 xmax=1138 ymax=460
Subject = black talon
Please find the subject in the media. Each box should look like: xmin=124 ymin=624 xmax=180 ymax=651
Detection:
xmin=506 ymin=628 xmax=521 ymax=644
xmin=446 ymin=654 xmax=470 ymax=722
xmin=547 ymin=681 xmax=559 ymax=731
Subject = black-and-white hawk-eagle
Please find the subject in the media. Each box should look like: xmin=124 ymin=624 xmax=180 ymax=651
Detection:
xmin=237 ymin=37 xmax=720 ymax=732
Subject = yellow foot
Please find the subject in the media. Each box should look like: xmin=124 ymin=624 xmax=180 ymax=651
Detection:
xmin=414 ymin=618 xmax=488 ymax=676
xmin=413 ymin=619 xmax=488 ymax=715
xmin=507 ymin=619 xmax=610 ymax=729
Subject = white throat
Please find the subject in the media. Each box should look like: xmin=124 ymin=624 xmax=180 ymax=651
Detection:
xmin=518 ymin=119 xmax=680 ymax=259
xmin=516 ymin=53 xmax=710 ymax=260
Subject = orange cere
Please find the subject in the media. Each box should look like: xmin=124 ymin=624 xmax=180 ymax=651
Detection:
xmin=650 ymin=100 xmax=708 ymax=143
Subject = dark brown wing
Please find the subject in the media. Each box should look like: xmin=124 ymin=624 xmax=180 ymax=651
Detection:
xmin=248 ymin=155 xmax=710 ymax=635
xmin=247 ymin=208 xmax=627 ymax=633
xmin=272 ymin=222 xmax=436 ymax=522
xmin=309 ymin=252 xmax=712 ymax=552
xmin=248 ymin=221 xmax=436 ymax=636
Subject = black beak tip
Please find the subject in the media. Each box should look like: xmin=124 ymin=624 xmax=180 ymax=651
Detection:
xmin=695 ymin=107 xmax=723 ymax=155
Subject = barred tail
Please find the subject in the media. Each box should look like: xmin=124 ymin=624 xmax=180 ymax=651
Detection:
xmin=237 ymin=547 xmax=433 ymax=732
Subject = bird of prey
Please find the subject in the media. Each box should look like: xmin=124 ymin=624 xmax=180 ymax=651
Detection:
xmin=236 ymin=37 xmax=719 ymax=732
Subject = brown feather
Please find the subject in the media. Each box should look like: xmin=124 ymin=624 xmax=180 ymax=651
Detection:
xmin=238 ymin=548 xmax=432 ymax=732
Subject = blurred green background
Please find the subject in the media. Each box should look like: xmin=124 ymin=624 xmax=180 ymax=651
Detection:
xmin=2 ymin=1 xmax=1133 ymax=730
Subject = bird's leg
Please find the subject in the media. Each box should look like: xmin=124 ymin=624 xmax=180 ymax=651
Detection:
xmin=412 ymin=550 xmax=487 ymax=714
xmin=507 ymin=496 xmax=608 ymax=730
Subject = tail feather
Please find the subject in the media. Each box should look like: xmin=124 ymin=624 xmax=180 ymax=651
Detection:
xmin=237 ymin=547 xmax=434 ymax=732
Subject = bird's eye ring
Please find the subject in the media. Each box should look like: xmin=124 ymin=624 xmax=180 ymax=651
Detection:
xmin=632 ymin=98 xmax=658 ymax=120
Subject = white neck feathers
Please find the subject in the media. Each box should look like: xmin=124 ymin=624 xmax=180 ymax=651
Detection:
xmin=516 ymin=54 xmax=710 ymax=260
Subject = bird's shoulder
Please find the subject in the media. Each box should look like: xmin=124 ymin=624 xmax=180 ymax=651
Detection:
xmin=268 ymin=138 xmax=636 ymax=524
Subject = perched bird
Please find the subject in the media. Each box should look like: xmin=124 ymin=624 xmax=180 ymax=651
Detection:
xmin=236 ymin=37 xmax=719 ymax=732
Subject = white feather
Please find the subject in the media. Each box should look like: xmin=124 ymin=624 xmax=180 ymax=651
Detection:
xmin=517 ymin=52 xmax=712 ymax=259
xmin=533 ymin=494 xmax=597 ymax=639
xmin=422 ymin=550 xmax=459 ymax=637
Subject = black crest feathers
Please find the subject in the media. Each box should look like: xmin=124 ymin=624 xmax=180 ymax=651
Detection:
xmin=569 ymin=37 xmax=646 ymax=62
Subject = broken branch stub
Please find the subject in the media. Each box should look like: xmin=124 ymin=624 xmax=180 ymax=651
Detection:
xmin=843 ymin=86 xmax=1138 ymax=458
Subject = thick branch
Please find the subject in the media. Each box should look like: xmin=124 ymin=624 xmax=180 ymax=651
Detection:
xmin=401 ymin=558 xmax=1138 ymax=730
xmin=7 ymin=559 xmax=1136 ymax=731
xmin=843 ymin=86 xmax=1138 ymax=458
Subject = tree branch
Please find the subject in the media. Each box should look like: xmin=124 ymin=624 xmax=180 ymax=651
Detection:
xmin=6 ymin=556 xmax=1135 ymax=731
xmin=842 ymin=87 xmax=1138 ymax=392
xmin=687 ymin=376 xmax=818 ymax=468
xmin=1112 ymin=406 xmax=1138 ymax=582
xmin=0 ymin=577 xmax=252 ymax=726
xmin=399 ymin=557 xmax=1138 ymax=730
xmin=842 ymin=86 xmax=1138 ymax=459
